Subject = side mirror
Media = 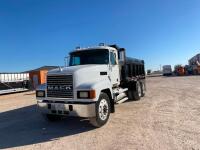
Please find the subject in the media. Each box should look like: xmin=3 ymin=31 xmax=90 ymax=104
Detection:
xmin=64 ymin=56 xmax=70 ymax=67
xmin=118 ymin=48 xmax=125 ymax=64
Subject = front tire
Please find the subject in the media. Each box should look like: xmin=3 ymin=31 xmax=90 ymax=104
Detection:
xmin=89 ymin=93 xmax=110 ymax=127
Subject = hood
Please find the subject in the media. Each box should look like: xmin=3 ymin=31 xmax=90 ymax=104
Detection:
xmin=47 ymin=65 xmax=109 ymax=89
xmin=47 ymin=65 xmax=108 ymax=75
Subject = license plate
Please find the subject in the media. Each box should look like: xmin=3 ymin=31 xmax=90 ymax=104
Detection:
xmin=55 ymin=104 xmax=65 ymax=110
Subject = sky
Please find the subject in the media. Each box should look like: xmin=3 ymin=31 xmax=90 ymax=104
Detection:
xmin=0 ymin=0 xmax=200 ymax=72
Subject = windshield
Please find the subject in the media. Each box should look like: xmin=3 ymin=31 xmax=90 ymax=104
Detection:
xmin=69 ymin=49 xmax=109 ymax=66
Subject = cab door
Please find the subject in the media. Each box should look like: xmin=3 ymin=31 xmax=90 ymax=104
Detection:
xmin=109 ymin=51 xmax=120 ymax=87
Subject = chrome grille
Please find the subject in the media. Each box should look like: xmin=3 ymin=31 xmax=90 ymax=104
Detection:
xmin=47 ymin=75 xmax=73 ymax=98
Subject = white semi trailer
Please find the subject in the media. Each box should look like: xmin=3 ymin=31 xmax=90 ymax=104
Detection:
xmin=0 ymin=73 xmax=30 ymax=95
xmin=36 ymin=44 xmax=146 ymax=127
xmin=0 ymin=73 xmax=29 ymax=83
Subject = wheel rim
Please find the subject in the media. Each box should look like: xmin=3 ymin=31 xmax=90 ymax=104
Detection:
xmin=138 ymin=83 xmax=142 ymax=97
xmin=98 ymin=99 xmax=108 ymax=121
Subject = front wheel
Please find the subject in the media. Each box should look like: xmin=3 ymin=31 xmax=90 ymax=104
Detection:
xmin=89 ymin=93 xmax=110 ymax=127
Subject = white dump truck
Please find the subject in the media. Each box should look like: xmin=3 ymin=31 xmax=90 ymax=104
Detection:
xmin=36 ymin=44 xmax=146 ymax=127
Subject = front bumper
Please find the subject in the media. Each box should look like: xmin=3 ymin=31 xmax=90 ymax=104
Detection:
xmin=37 ymin=100 xmax=96 ymax=118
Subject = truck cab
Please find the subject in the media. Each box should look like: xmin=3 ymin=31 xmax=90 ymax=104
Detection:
xmin=36 ymin=44 xmax=146 ymax=127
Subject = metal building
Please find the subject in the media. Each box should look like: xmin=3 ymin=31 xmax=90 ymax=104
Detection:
xmin=28 ymin=66 xmax=58 ymax=89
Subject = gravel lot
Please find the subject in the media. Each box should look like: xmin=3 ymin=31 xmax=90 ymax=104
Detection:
xmin=0 ymin=76 xmax=200 ymax=150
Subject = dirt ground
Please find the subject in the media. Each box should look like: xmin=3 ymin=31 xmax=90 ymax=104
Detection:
xmin=0 ymin=76 xmax=200 ymax=150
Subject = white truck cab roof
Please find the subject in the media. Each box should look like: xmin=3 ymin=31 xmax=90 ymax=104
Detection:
xmin=70 ymin=46 xmax=117 ymax=54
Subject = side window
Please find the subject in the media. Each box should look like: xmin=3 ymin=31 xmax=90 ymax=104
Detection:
xmin=70 ymin=56 xmax=80 ymax=66
xmin=110 ymin=52 xmax=117 ymax=65
xmin=74 ymin=57 xmax=80 ymax=65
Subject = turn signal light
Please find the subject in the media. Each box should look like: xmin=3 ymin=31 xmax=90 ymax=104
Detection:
xmin=89 ymin=90 xmax=96 ymax=99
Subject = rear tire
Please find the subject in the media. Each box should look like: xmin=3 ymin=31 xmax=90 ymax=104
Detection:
xmin=140 ymin=82 xmax=145 ymax=97
xmin=128 ymin=81 xmax=142 ymax=101
xmin=89 ymin=93 xmax=110 ymax=127
xmin=133 ymin=81 xmax=141 ymax=100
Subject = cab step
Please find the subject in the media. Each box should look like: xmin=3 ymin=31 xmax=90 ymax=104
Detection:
xmin=116 ymin=97 xmax=128 ymax=104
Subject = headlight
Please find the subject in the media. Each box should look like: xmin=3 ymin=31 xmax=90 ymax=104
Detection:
xmin=36 ymin=90 xmax=45 ymax=97
xmin=77 ymin=90 xmax=96 ymax=99
xmin=79 ymin=91 xmax=89 ymax=98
